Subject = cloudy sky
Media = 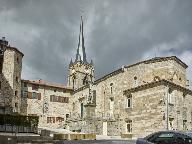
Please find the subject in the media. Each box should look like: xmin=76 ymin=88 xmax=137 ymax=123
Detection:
xmin=0 ymin=0 xmax=192 ymax=85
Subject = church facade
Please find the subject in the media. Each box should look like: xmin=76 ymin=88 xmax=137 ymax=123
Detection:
xmin=0 ymin=18 xmax=192 ymax=139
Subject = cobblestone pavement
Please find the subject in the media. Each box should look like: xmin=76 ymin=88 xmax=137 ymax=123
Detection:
xmin=56 ymin=140 xmax=136 ymax=144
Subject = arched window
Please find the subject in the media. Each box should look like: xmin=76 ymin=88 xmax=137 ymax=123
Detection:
xmin=83 ymin=75 xmax=88 ymax=85
xmin=126 ymin=94 xmax=132 ymax=108
xmin=72 ymin=75 xmax=76 ymax=89
xmin=80 ymin=103 xmax=84 ymax=118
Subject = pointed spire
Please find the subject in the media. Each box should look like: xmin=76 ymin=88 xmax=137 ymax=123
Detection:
xmin=90 ymin=59 xmax=94 ymax=66
xmin=75 ymin=16 xmax=87 ymax=63
xmin=69 ymin=58 xmax=73 ymax=67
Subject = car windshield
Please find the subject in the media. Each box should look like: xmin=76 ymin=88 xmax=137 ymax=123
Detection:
xmin=185 ymin=132 xmax=192 ymax=137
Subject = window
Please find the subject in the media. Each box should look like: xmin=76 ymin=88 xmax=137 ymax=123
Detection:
xmin=72 ymin=102 xmax=75 ymax=111
xmin=109 ymin=98 xmax=114 ymax=110
xmin=15 ymin=91 xmax=18 ymax=96
xmin=24 ymin=82 xmax=27 ymax=87
xmin=15 ymin=103 xmax=18 ymax=108
xmin=32 ymin=92 xmax=38 ymax=99
xmin=168 ymin=88 xmax=175 ymax=105
xmin=126 ymin=120 xmax=132 ymax=133
xmin=110 ymin=83 xmax=113 ymax=94
xmin=126 ymin=95 xmax=132 ymax=108
xmin=54 ymin=89 xmax=57 ymax=92
xmin=50 ymin=95 xmax=69 ymax=103
xmin=27 ymin=92 xmax=41 ymax=100
xmin=47 ymin=117 xmax=55 ymax=123
xmin=133 ymin=76 xmax=138 ymax=87
xmin=183 ymin=120 xmax=187 ymax=131
xmin=169 ymin=118 xmax=174 ymax=130
xmin=32 ymin=84 xmax=39 ymax=91
xmin=92 ymin=90 xmax=96 ymax=104
xmin=81 ymin=103 xmax=84 ymax=118
xmin=16 ymin=57 xmax=19 ymax=63
xmin=22 ymin=91 xmax=28 ymax=97
xmin=16 ymin=76 xmax=19 ymax=83
xmin=66 ymin=114 xmax=70 ymax=119
xmin=56 ymin=117 xmax=64 ymax=122
xmin=83 ymin=75 xmax=88 ymax=85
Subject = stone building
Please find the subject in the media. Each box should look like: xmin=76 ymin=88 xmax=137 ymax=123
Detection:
xmin=0 ymin=37 xmax=24 ymax=114
xmin=68 ymin=55 xmax=192 ymax=139
xmin=0 ymin=18 xmax=192 ymax=139
xmin=20 ymin=79 xmax=73 ymax=128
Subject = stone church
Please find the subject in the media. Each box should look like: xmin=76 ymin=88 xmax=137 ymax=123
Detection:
xmin=0 ymin=17 xmax=192 ymax=139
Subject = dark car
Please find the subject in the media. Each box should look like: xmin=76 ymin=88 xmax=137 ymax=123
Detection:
xmin=136 ymin=131 xmax=192 ymax=144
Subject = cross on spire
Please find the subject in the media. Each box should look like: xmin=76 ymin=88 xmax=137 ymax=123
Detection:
xmin=75 ymin=16 xmax=87 ymax=63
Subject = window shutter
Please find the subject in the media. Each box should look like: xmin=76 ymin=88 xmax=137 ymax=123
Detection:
xmin=28 ymin=92 xmax=32 ymax=99
xmin=66 ymin=97 xmax=69 ymax=103
xmin=59 ymin=96 xmax=62 ymax=102
xmin=38 ymin=93 xmax=41 ymax=100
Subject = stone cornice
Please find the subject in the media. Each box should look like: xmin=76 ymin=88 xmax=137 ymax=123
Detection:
xmin=93 ymin=56 xmax=187 ymax=87
xmin=124 ymin=79 xmax=192 ymax=95
xmin=7 ymin=46 xmax=24 ymax=57
xmin=125 ymin=56 xmax=188 ymax=69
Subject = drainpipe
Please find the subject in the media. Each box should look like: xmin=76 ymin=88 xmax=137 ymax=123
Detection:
xmin=166 ymin=86 xmax=169 ymax=130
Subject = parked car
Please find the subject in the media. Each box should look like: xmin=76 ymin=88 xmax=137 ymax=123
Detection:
xmin=136 ymin=131 xmax=192 ymax=144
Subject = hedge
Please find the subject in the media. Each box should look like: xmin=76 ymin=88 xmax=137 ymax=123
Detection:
xmin=0 ymin=114 xmax=39 ymax=127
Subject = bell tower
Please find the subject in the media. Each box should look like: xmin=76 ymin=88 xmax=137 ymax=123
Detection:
xmin=67 ymin=16 xmax=94 ymax=90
